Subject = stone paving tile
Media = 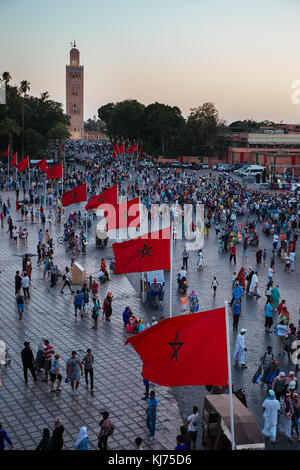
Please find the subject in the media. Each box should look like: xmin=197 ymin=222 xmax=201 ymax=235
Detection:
xmin=0 ymin=191 xmax=182 ymax=450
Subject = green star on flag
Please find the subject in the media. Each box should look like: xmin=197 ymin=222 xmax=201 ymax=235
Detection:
xmin=169 ymin=332 xmax=184 ymax=361
xmin=138 ymin=243 xmax=152 ymax=259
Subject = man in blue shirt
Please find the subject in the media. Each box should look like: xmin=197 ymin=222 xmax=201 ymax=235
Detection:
xmin=146 ymin=391 xmax=158 ymax=440
xmin=265 ymin=300 xmax=273 ymax=333
xmin=233 ymin=298 xmax=241 ymax=331
xmin=230 ymin=281 xmax=244 ymax=307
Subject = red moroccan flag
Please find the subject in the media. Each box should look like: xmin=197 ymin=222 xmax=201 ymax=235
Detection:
xmin=45 ymin=163 xmax=62 ymax=179
xmin=85 ymin=185 xmax=117 ymax=210
xmin=10 ymin=152 xmax=17 ymax=167
xmin=125 ymin=308 xmax=228 ymax=386
xmin=106 ymin=197 xmax=140 ymax=230
xmin=2 ymin=146 xmax=9 ymax=157
xmin=137 ymin=145 xmax=143 ymax=160
xmin=240 ymin=152 xmax=244 ymax=163
xmin=119 ymin=143 xmax=125 ymax=153
xmin=16 ymin=155 xmax=29 ymax=173
xmin=113 ymin=226 xmax=170 ymax=274
xmin=61 ymin=183 xmax=87 ymax=207
xmin=36 ymin=158 xmax=47 ymax=172
xmin=128 ymin=143 xmax=137 ymax=153
xmin=113 ymin=144 xmax=120 ymax=154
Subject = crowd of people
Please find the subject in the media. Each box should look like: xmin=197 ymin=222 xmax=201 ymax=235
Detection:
xmin=0 ymin=137 xmax=300 ymax=450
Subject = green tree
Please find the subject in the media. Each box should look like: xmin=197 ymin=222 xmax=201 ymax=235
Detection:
xmin=98 ymin=100 xmax=144 ymax=139
xmin=24 ymin=128 xmax=44 ymax=158
xmin=19 ymin=80 xmax=31 ymax=158
xmin=0 ymin=82 xmax=70 ymax=159
xmin=0 ymin=117 xmax=21 ymax=158
xmin=97 ymin=103 xmax=115 ymax=131
xmin=84 ymin=117 xmax=104 ymax=132
xmin=47 ymin=122 xmax=70 ymax=160
xmin=141 ymin=102 xmax=185 ymax=156
xmin=2 ymin=72 xmax=11 ymax=84
xmin=185 ymin=103 xmax=222 ymax=156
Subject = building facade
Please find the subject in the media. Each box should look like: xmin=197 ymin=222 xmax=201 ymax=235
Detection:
xmin=227 ymin=132 xmax=300 ymax=175
xmin=66 ymin=42 xmax=84 ymax=140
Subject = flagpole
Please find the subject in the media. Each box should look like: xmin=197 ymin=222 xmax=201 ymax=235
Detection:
xmin=7 ymin=144 xmax=10 ymax=180
xmin=224 ymin=300 xmax=235 ymax=450
xmin=44 ymin=173 xmax=47 ymax=207
xmin=85 ymin=211 xmax=88 ymax=240
xmin=61 ymin=161 xmax=64 ymax=195
xmin=28 ymin=162 xmax=30 ymax=196
xmin=169 ymin=217 xmax=174 ymax=318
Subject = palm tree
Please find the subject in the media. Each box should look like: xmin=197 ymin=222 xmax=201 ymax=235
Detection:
xmin=19 ymin=80 xmax=30 ymax=158
xmin=2 ymin=72 xmax=11 ymax=84
xmin=40 ymin=91 xmax=50 ymax=102
xmin=0 ymin=118 xmax=21 ymax=161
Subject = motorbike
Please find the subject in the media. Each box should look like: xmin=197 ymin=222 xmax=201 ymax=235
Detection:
xmin=177 ymin=276 xmax=188 ymax=294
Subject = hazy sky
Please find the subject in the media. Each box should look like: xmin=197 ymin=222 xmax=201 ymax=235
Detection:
xmin=1 ymin=0 xmax=300 ymax=123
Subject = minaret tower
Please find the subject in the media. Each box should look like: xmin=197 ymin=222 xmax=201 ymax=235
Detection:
xmin=66 ymin=41 xmax=84 ymax=139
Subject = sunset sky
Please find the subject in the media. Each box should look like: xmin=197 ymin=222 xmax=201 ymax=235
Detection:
xmin=1 ymin=0 xmax=300 ymax=123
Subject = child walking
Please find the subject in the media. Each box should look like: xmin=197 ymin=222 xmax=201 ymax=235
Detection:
xmin=211 ymin=277 xmax=219 ymax=296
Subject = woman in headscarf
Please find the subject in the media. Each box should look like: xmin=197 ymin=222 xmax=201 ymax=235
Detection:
xmin=103 ymin=292 xmax=114 ymax=321
xmin=237 ymin=267 xmax=245 ymax=289
xmin=272 ymin=372 xmax=287 ymax=401
xmin=285 ymin=371 xmax=297 ymax=396
xmin=36 ymin=428 xmax=51 ymax=450
xmin=271 ymin=284 xmax=280 ymax=312
xmin=246 ymin=267 xmax=254 ymax=295
xmin=256 ymin=246 xmax=263 ymax=264
xmin=50 ymin=418 xmax=64 ymax=450
xmin=74 ymin=426 xmax=90 ymax=450
xmin=278 ymin=393 xmax=293 ymax=442
xmin=25 ymin=257 xmax=32 ymax=281
xmin=188 ymin=290 xmax=199 ymax=313
xmin=292 ymin=392 xmax=300 ymax=441
xmin=22 ymin=254 xmax=28 ymax=273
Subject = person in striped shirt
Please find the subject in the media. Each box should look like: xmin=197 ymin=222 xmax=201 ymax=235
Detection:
xmin=43 ymin=340 xmax=54 ymax=382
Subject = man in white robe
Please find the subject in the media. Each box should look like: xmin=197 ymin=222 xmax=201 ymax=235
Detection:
xmin=233 ymin=328 xmax=247 ymax=367
xmin=249 ymin=272 xmax=258 ymax=296
xmin=262 ymin=390 xmax=280 ymax=443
